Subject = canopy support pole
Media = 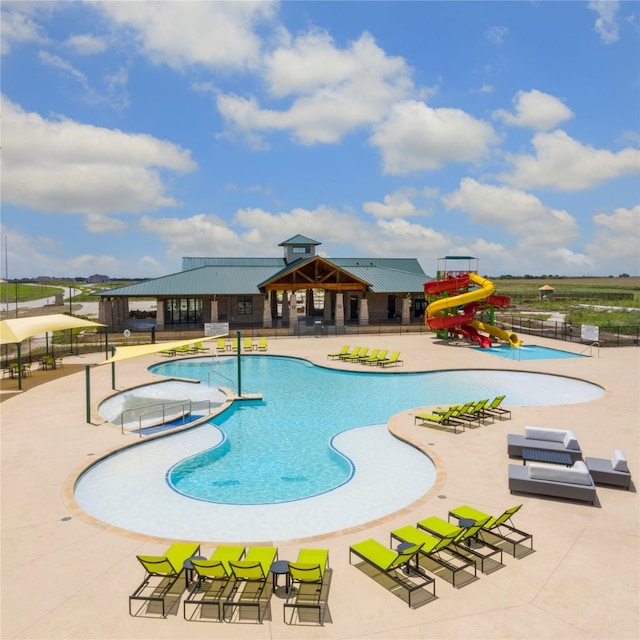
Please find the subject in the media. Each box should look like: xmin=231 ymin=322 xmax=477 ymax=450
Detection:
xmin=236 ymin=330 xmax=241 ymax=397
xmin=85 ymin=365 xmax=91 ymax=423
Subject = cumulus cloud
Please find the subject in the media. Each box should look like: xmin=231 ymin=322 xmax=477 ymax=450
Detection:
xmin=363 ymin=188 xmax=433 ymax=218
xmin=499 ymin=130 xmax=640 ymax=191
xmin=370 ymin=100 xmax=497 ymax=174
xmin=95 ymin=0 xmax=277 ymax=70
xmin=84 ymin=214 xmax=127 ymax=234
xmin=587 ymin=205 xmax=640 ymax=267
xmin=217 ymin=31 xmax=415 ymax=146
xmin=66 ymin=33 xmax=108 ymax=55
xmin=1 ymin=97 xmax=197 ymax=215
xmin=0 ymin=3 xmax=47 ymax=54
xmin=493 ymin=89 xmax=574 ymax=131
xmin=588 ymin=0 xmax=620 ymax=44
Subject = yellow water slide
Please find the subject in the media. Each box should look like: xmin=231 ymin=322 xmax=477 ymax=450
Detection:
xmin=426 ymin=273 xmax=521 ymax=347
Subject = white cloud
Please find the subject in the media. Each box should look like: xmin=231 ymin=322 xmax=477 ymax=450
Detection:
xmin=369 ymin=100 xmax=497 ymax=175
xmin=588 ymin=1 xmax=620 ymax=44
xmin=84 ymin=214 xmax=127 ymax=234
xmin=493 ymin=89 xmax=574 ymax=131
xmin=485 ymin=26 xmax=508 ymax=45
xmin=0 ymin=3 xmax=47 ymax=54
xmin=499 ymin=130 xmax=640 ymax=191
xmin=66 ymin=33 xmax=107 ymax=55
xmin=96 ymin=0 xmax=277 ymax=70
xmin=363 ymin=188 xmax=432 ymax=219
xmin=586 ymin=205 xmax=640 ymax=269
xmin=1 ymin=97 xmax=197 ymax=216
xmin=217 ymin=31 xmax=415 ymax=146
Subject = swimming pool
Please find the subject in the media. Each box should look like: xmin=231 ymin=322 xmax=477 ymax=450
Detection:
xmin=76 ymin=356 xmax=604 ymax=541
xmin=478 ymin=345 xmax=584 ymax=360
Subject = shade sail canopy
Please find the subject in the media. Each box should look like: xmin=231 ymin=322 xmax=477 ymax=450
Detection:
xmin=0 ymin=314 xmax=106 ymax=345
xmin=98 ymin=335 xmax=224 ymax=364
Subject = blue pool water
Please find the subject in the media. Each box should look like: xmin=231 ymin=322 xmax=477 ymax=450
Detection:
xmin=477 ymin=345 xmax=584 ymax=360
xmin=150 ymin=356 xmax=602 ymax=505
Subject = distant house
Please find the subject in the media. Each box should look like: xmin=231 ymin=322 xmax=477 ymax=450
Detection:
xmin=87 ymin=274 xmax=110 ymax=284
xmin=95 ymin=235 xmax=430 ymax=332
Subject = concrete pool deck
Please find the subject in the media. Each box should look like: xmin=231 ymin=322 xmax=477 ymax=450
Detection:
xmin=1 ymin=333 xmax=638 ymax=639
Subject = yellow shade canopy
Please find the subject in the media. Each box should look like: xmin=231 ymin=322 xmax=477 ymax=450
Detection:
xmin=0 ymin=314 xmax=106 ymax=345
xmin=98 ymin=335 xmax=225 ymax=364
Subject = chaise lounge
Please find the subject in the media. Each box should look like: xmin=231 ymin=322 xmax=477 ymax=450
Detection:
xmin=585 ymin=450 xmax=632 ymax=489
xmin=508 ymin=460 xmax=597 ymax=504
xmin=507 ymin=426 xmax=583 ymax=462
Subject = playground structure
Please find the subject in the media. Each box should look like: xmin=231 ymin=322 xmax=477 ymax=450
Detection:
xmin=425 ymin=256 xmax=521 ymax=348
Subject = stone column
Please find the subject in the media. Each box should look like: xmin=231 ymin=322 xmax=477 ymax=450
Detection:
xmin=262 ymin=296 xmax=272 ymax=328
xmin=335 ymin=292 xmax=344 ymax=327
xmin=323 ymin=290 xmax=332 ymax=322
xmin=282 ymin=291 xmax=289 ymax=324
xmin=359 ymin=297 xmax=369 ymax=325
xmin=155 ymin=300 xmax=164 ymax=330
xmin=289 ymin=290 xmax=298 ymax=332
xmin=210 ymin=299 xmax=219 ymax=323
xmin=402 ymin=296 xmax=411 ymax=325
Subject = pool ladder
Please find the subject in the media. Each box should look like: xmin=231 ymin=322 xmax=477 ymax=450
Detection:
xmin=580 ymin=341 xmax=600 ymax=357
xmin=119 ymin=399 xmax=216 ymax=436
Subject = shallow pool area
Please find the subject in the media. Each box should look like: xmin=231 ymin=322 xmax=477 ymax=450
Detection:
xmin=477 ymin=344 xmax=584 ymax=360
xmin=75 ymin=356 xmax=604 ymax=541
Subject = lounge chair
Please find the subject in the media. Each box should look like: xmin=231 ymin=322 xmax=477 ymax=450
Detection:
xmin=361 ymin=349 xmax=387 ymax=365
xmin=378 ymin=351 xmax=403 ymax=367
xmin=448 ymin=504 xmax=533 ymax=556
xmin=174 ymin=345 xmax=197 ymax=355
xmin=243 ymin=337 xmax=254 ymax=352
xmin=349 ymin=538 xmax=435 ymax=608
xmin=417 ymin=516 xmax=503 ymax=573
xmin=216 ymin=337 xmax=227 ymax=352
xmin=455 ymin=399 xmax=494 ymax=426
xmin=327 ymin=345 xmax=349 ymax=360
xmin=357 ymin=348 xmax=379 ymax=364
xmin=193 ymin=341 xmax=210 ymax=353
xmin=159 ymin=348 xmax=176 ymax=357
xmin=339 ymin=346 xmax=361 ymax=360
xmin=284 ymin=548 xmax=330 ymax=625
xmin=483 ymin=395 xmax=511 ymax=420
xmin=585 ymin=450 xmax=632 ymax=489
xmin=257 ymin=337 xmax=268 ymax=351
xmin=129 ymin=542 xmax=201 ymax=617
xmin=390 ymin=525 xmax=476 ymax=588
xmin=183 ymin=545 xmax=245 ymax=621
xmin=414 ymin=408 xmax=465 ymax=433
xmin=223 ymin=546 xmax=278 ymax=623
xmin=342 ymin=346 xmax=367 ymax=362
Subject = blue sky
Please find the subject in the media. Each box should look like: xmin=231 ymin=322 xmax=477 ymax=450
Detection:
xmin=1 ymin=1 xmax=639 ymax=280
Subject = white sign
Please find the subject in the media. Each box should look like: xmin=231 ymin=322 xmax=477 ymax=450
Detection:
xmin=123 ymin=329 xmax=131 ymax=338
xmin=581 ymin=324 xmax=599 ymax=341
xmin=205 ymin=322 xmax=229 ymax=336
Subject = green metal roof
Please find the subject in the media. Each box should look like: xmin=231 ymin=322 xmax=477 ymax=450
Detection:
xmin=278 ymin=234 xmax=321 ymax=246
xmin=96 ymin=257 xmax=431 ymax=297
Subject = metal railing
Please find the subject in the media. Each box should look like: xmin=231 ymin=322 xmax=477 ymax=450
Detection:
xmin=119 ymin=399 xmax=215 ymax=436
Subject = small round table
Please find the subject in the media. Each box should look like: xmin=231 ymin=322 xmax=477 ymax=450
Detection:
xmin=459 ymin=518 xmax=477 ymax=547
xmin=270 ymin=560 xmax=293 ymax=597
xmin=183 ymin=556 xmax=206 ymax=588
xmin=395 ymin=541 xmax=418 ymax=575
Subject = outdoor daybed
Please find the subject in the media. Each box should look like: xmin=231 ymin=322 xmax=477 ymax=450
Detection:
xmin=507 ymin=426 xmax=583 ymax=462
xmin=508 ymin=461 xmax=597 ymax=504
xmin=585 ymin=450 xmax=632 ymax=489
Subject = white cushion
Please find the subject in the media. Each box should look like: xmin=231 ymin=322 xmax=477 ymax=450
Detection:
xmin=528 ymin=460 xmax=592 ymax=486
xmin=524 ymin=426 xmax=567 ymax=443
xmin=611 ymin=450 xmax=629 ymax=472
xmin=562 ymin=431 xmax=580 ymax=451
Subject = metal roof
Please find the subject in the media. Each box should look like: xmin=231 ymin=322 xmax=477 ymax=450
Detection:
xmin=278 ymin=234 xmax=321 ymax=246
xmin=96 ymin=257 xmax=431 ymax=297
xmin=182 ymin=257 xmax=285 ymax=270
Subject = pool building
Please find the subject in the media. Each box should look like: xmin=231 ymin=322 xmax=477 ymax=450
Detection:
xmin=95 ymin=234 xmax=431 ymax=331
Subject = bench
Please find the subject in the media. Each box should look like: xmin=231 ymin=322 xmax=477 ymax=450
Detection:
xmin=507 ymin=426 xmax=582 ymax=463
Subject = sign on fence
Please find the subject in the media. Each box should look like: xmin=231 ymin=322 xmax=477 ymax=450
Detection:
xmin=204 ymin=323 xmax=229 ymax=336
xmin=581 ymin=324 xmax=600 ymax=342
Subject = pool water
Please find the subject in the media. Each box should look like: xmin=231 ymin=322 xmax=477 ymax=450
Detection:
xmin=478 ymin=345 xmax=584 ymax=360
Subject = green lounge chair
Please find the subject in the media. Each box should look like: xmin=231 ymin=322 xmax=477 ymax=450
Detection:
xmin=243 ymin=337 xmax=254 ymax=351
xmin=389 ymin=525 xmax=476 ymax=587
xmin=193 ymin=341 xmax=210 ymax=353
xmin=224 ymin=546 xmax=278 ymax=622
xmin=327 ymin=345 xmax=350 ymax=360
xmin=448 ymin=504 xmax=533 ymax=556
xmin=284 ymin=548 xmax=330 ymax=625
xmin=257 ymin=337 xmax=268 ymax=351
xmin=343 ymin=346 xmax=369 ymax=362
xmin=361 ymin=349 xmax=387 ymax=365
xmin=414 ymin=408 xmax=465 ymax=433
xmin=483 ymin=395 xmax=511 ymax=420
xmin=357 ymin=348 xmax=379 ymax=364
xmin=339 ymin=346 xmax=362 ymax=361
xmin=349 ymin=538 xmax=434 ymax=608
xmin=129 ymin=542 xmax=201 ymax=617
xmin=216 ymin=337 xmax=227 ymax=352
xmin=378 ymin=351 xmax=403 ymax=367
xmin=183 ymin=545 xmax=245 ymax=621
xmin=453 ymin=400 xmax=494 ymax=426
xmin=159 ymin=348 xmax=176 ymax=357
xmin=174 ymin=345 xmax=197 ymax=355
xmin=417 ymin=516 xmax=503 ymax=573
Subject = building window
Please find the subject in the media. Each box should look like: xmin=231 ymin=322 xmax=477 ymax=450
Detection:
xmin=237 ymin=297 xmax=253 ymax=315
xmin=292 ymin=246 xmax=310 ymax=254
xmin=164 ymin=298 xmax=203 ymax=325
